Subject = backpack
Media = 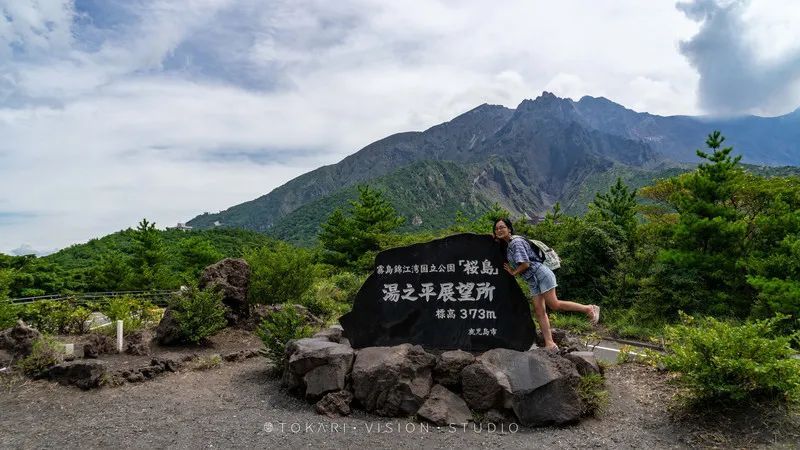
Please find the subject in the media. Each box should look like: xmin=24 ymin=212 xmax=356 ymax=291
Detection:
xmin=513 ymin=235 xmax=561 ymax=270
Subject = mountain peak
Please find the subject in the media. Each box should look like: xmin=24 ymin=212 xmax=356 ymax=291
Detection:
xmin=514 ymin=91 xmax=583 ymax=124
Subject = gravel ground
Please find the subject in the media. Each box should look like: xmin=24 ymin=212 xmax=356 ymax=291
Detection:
xmin=1 ymin=359 xmax=798 ymax=449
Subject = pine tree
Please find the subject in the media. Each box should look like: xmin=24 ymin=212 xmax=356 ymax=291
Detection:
xmin=591 ymin=177 xmax=638 ymax=250
xmin=318 ymin=186 xmax=403 ymax=270
xmin=130 ymin=218 xmax=167 ymax=289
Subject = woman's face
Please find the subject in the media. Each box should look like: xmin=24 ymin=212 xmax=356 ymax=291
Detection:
xmin=494 ymin=221 xmax=511 ymax=241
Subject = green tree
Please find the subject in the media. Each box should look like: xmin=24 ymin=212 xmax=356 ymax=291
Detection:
xmin=318 ymin=186 xmax=404 ymax=270
xmin=246 ymin=241 xmax=319 ymax=305
xmin=590 ymin=177 xmax=638 ymax=248
xmin=129 ymin=219 xmax=169 ymax=290
xmin=86 ymin=251 xmax=131 ymax=291
xmin=177 ymin=236 xmax=223 ymax=279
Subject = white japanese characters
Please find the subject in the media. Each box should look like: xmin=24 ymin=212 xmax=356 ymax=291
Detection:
xmin=375 ymin=259 xmax=498 ymax=276
xmin=381 ymin=282 xmax=496 ymax=303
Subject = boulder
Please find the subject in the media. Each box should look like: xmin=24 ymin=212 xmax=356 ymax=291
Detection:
xmin=284 ymin=338 xmax=355 ymax=399
xmin=315 ymin=390 xmax=354 ymax=418
xmin=0 ymin=320 xmax=42 ymax=358
xmin=479 ymin=348 xmax=582 ymax=426
xmin=461 ymin=361 xmax=512 ymax=411
xmin=199 ymin=258 xmax=250 ymax=324
xmin=125 ymin=330 xmax=152 ymax=356
xmin=434 ymin=350 xmax=475 ymax=391
xmin=312 ymin=326 xmax=344 ymax=344
xmin=535 ymin=328 xmax=587 ymax=353
xmin=564 ymin=351 xmax=601 ymax=376
xmin=417 ymin=384 xmax=473 ymax=426
xmin=154 ymin=309 xmax=184 ymax=346
xmin=351 ymin=344 xmax=436 ymax=417
xmin=43 ymin=360 xmax=107 ymax=390
xmin=82 ymin=333 xmax=116 ymax=358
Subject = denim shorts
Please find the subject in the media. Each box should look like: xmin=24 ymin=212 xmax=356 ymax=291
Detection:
xmin=526 ymin=264 xmax=558 ymax=295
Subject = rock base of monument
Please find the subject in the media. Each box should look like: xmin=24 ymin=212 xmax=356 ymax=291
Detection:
xmin=282 ymin=327 xmax=602 ymax=427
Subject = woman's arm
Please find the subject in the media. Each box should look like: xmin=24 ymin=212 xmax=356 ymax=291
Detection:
xmin=503 ymin=261 xmax=529 ymax=276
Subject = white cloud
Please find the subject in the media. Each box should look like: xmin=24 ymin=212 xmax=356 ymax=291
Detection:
xmin=0 ymin=0 xmax=797 ymax=253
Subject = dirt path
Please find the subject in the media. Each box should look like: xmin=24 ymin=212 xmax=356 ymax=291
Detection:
xmin=1 ymin=360 xmax=797 ymax=449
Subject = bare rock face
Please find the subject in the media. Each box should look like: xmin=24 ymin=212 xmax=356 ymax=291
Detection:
xmin=351 ymin=344 xmax=436 ymax=417
xmin=0 ymin=320 xmax=42 ymax=358
xmin=42 ymin=360 xmax=108 ymax=390
xmin=125 ymin=330 xmax=152 ymax=356
xmin=315 ymin=390 xmax=354 ymax=418
xmin=284 ymin=338 xmax=355 ymax=400
xmin=416 ymin=384 xmax=473 ymax=426
xmin=434 ymin=350 xmax=475 ymax=391
xmin=478 ymin=348 xmax=582 ymax=426
xmin=82 ymin=333 xmax=116 ymax=358
xmin=199 ymin=258 xmax=250 ymax=325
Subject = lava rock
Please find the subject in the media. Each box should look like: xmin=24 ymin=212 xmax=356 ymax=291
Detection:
xmin=417 ymin=384 xmax=473 ymax=426
xmin=125 ymin=330 xmax=151 ymax=356
xmin=535 ymin=328 xmax=587 ymax=353
xmin=43 ymin=360 xmax=108 ymax=390
xmin=461 ymin=361 xmax=512 ymax=411
xmin=0 ymin=320 xmax=42 ymax=358
xmin=83 ymin=333 xmax=116 ymax=358
xmin=479 ymin=348 xmax=582 ymax=426
xmin=434 ymin=350 xmax=475 ymax=391
xmin=315 ymin=390 xmax=354 ymax=418
xmin=564 ymin=351 xmax=601 ymax=376
xmin=312 ymin=326 xmax=344 ymax=344
xmin=199 ymin=258 xmax=250 ymax=324
xmin=284 ymin=338 xmax=355 ymax=399
xmin=154 ymin=309 xmax=184 ymax=346
xmin=351 ymin=344 xmax=436 ymax=417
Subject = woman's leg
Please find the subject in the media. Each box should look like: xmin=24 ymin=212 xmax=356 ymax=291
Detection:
xmin=542 ymin=288 xmax=593 ymax=317
xmin=532 ymin=294 xmax=557 ymax=350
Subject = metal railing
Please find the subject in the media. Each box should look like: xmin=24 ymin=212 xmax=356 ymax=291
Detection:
xmin=8 ymin=290 xmax=179 ymax=306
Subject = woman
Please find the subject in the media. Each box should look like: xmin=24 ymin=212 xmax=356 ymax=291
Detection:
xmin=493 ymin=218 xmax=599 ymax=351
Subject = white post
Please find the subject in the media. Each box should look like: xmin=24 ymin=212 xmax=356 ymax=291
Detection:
xmin=116 ymin=320 xmax=124 ymax=353
xmin=64 ymin=343 xmax=74 ymax=356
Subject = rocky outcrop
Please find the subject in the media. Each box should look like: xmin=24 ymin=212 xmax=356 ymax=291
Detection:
xmin=283 ymin=338 xmax=354 ymax=400
xmin=461 ymin=361 xmax=512 ymax=411
xmin=416 ymin=384 xmax=472 ymax=425
xmin=564 ymin=351 xmax=601 ymax=376
xmin=0 ymin=321 xmax=42 ymax=358
xmin=199 ymin=258 xmax=250 ymax=325
xmin=351 ymin=344 xmax=436 ymax=417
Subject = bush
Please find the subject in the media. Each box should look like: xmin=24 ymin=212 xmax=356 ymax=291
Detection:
xmin=246 ymin=242 xmax=319 ymax=305
xmin=661 ymin=313 xmax=800 ymax=406
xmin=101 ymin=296 xmax=160 ymax=333
xmin=256 ymin=306 xmax=315 ymax=373
xmin=298 ymin=272 xmax=364 ymax=321
xmin=15 ymin=336 xmax=64 ymax=377
xmin=18 ymin=299 xmax=92 ymax=334
xmin=0 ymin=299 xmax=17 ymax=329
xmin=169 ymin=286 xmax=227 ymax=344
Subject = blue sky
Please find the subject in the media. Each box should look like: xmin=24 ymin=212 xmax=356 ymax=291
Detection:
xmin=1 ymin=0 xmax=799 ymax=255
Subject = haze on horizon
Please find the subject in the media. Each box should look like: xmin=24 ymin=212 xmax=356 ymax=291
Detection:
xmin=1 ymin=0 xmax=800 ymax=255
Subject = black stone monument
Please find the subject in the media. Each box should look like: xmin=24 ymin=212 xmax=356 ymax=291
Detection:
xmin=340 ymin=233 xmax=536 ymax=352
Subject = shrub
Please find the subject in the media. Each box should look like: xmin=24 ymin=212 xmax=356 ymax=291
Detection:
xmin=298 ymin=272 xmax=365 ymax=321
xmin=0 ymin=299 xmax=17 ymax=329
xmin=661 ymin=313 xmax=800 ymax=406
xmin=577 ymin=373 xmax=609 ymax=417
xmin=15 ymin=336 xmax=64 ymax=377
xmin=256 ymin=306 xmax=315 ymax=373
xmin=246 ymin=242 xmax=319 ymax=305
xmin=193 ymin=354 xmax=222 ymax=371
xmin=169 ymin=286 xmax=227 ymax=344
xmin=18 ymin=299 xmax=92 ymax=334
xmin=101 ymin=296 xmax=160 ymax=333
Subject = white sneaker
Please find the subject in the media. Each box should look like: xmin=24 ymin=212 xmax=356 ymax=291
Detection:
xmin=589 ymin=305 xmax=601 ymax=326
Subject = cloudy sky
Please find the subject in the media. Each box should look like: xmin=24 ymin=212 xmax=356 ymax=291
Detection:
xmin=1 ymin=0 xmax=799 ymax=255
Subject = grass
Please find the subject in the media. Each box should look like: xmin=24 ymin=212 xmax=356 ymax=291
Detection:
xmin=578 ymin=373 xmax=609 ymax=417
xmin=192 ymin=354 xmax=222 ymax=371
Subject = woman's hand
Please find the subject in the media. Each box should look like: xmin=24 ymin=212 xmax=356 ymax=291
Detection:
xmin=503 ymin=262 xmax=515 ymax=276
